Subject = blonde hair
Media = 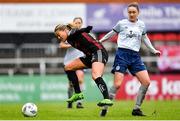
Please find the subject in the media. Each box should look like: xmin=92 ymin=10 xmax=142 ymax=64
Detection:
xmin=54 ymin=23 xmax=77 ymax=36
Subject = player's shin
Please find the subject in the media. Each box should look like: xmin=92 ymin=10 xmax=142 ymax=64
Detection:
xmin=65 ymin=70 xmax=81 ymax=93
xmin=109 ymin=85 xmax=119 ymax=100
xmin=134 ymin=85 xmax=149 ymax=109
xmin=94 ymin=77 xmax=109 ymax=99
xmin=68 ymin=82 xmax=74 ymax=98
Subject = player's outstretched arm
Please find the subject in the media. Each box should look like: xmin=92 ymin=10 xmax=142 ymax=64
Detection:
xmin=99 ymin=30 xmax=116 ymax=43
xmin=142 ymin=34 xmax=161 ymax=56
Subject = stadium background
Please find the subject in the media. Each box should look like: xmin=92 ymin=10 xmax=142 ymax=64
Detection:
xmin=0 ymin=0 xmax=180 ymax=106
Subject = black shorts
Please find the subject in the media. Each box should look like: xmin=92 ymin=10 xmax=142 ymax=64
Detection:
xmin=80 ymin=49 xmax=108 ymax=68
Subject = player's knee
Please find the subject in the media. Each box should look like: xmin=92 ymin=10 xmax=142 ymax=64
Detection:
xmin=92 ymin=72 xmax=101 ymax=80
xmin=76 ymin=70 xmax=84 ymax=77
xmin=142 ymin=80 xmax=150 ymax=87
xmin=114 ymin=82 xmax=121 ymax=89
xmin=64 ymin=65 xmax=72 ymax=71
xmin=78 ymin=79 xmax=83 ymax=84
xmin=114 ymin=79 xmax=122 ymax=89
xmin=92 ymin=73 xmax=102 ymax=80
xmin=92 ymin=75 xmax=97 ymax=81
xmin=92 ymin=75 xmax=100 ymax=81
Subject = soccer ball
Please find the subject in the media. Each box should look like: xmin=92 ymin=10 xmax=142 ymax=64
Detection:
xmin=22 ymin=102 xmax=38 ymax=117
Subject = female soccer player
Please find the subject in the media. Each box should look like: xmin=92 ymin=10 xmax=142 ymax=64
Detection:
xmin=54 ymin=23 xmax=113 ymax=107
xmin=99 ymin=2 xmax=161 ymax=116
xmin=60 ymin=17 xmax=85 ymax=108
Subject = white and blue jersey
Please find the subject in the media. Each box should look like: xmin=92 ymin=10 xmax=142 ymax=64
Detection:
xmin=113 ymin=19 xmax=146 ymax=52
xmin=112 ymin=19 xmax=147 ymax=75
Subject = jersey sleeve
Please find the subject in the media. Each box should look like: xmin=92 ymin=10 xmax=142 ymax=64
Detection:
xmin=112 ymin=21 xmax=122 ymax=33
xmin=142 ymin=22 xmax=147 ymax=35
xmin=76 ymin=26 xmax=93 ymax=34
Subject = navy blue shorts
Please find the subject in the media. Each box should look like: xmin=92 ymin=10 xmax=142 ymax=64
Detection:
xmin=111 ymin=48 xmax=146 ymax=76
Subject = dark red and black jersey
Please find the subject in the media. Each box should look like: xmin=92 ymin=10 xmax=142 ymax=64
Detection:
xmin=67 ymin=26 xmax=104 ymax=56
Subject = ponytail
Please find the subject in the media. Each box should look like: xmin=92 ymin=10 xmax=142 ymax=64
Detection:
xmin=67 ymin=23 xmax=76 ymax=29
xmin=54 ymin=23 xmax=77 ymax=33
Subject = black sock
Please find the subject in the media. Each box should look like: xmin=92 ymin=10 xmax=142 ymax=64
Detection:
xmin=94 ymin=77 xmax=109 ymax=99
xmin=65 ymin=70 xmax=81 ymax=93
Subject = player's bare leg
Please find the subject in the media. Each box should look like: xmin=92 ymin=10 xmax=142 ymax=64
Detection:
xmin=99 ymin=72 xmax=124 ymax=116
xmin=91 ymin=62 xmax=113 ymax=116
xmin=132 ymin=70 xmax=150 ymax=116
xmin=92 ymin=62 xmax=113 ymax=106
xmin=76 ymin=70 xmax=84 ymax=108
xmin=109 ymin=72 xmax=124 ymax=100
xmin=67 ymin=81 xmax=74 ymax=108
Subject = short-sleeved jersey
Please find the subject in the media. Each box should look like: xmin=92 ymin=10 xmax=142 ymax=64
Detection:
xmin=113 ymin=19 xmax=146 ymax=52
xmin=67 ymin=26 xmax=104 ymax=56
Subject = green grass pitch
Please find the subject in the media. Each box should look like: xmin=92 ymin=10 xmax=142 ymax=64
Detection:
xmin=0 ymin=101 xmax=180 ymax=120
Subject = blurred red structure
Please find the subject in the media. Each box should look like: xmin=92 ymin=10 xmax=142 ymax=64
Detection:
xmin=164 ymin=33 xmax=178 ymax=41
xmin=115 ymin=74 xmax=180 ymax=100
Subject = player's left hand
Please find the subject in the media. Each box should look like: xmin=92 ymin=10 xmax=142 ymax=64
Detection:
xmin=154 ymin=50 xmax=161 ymax=56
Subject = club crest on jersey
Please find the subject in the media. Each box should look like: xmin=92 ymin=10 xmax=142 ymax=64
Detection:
xmin=126 ymin=30 xmax=137 ymax=38
xmin=116 ymin=65 xmax=120 ymax=70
